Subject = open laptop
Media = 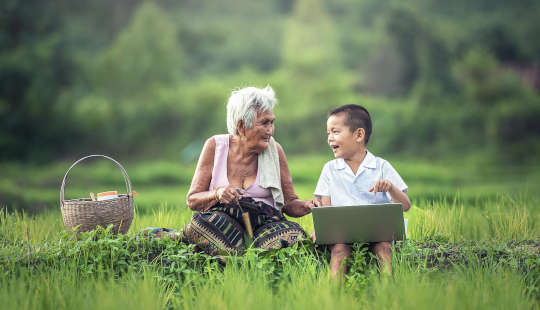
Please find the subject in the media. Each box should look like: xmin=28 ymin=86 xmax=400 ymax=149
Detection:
xmin=312 ymin=203 xmax=406 ymax=245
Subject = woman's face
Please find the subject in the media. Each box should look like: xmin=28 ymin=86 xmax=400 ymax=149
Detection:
xmin=244 ymin=109 xmax=275 ymax=152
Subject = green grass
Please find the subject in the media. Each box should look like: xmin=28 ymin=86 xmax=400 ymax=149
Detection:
xmin=1 ymin=156 xmax=539 ymax=309
xmin=3 ymin=253 xmax=530 ymax=310
xmin=408 ymin=196 xmax=539 ymax=241
xmin=0 ymin=268 xmax=169 ymax=310
xmin=3 ymin=155 xmax=540 ymax=213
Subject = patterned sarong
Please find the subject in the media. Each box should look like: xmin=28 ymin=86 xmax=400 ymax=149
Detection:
xmin=182 ymin=197 xmax=306 ymax=256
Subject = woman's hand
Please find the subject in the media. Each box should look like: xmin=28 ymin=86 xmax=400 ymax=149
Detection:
xmin=276 ymin=140 xmax=324 ymax=217
xmin=283 ymin=198 xmax=320 ymax=217
xmin=216 ymin=185 xmax=245 ymax=205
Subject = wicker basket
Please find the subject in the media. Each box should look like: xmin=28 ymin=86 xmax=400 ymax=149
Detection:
xmin=60 ymin=155 xmax=134 ymax=234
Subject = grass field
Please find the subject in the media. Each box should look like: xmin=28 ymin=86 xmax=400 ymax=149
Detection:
xmin=1 ymin=155 xmax=539 ymax=309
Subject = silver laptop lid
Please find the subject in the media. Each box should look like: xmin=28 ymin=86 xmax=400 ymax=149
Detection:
xmin=312 ymin=203 xmax=405 ymax=244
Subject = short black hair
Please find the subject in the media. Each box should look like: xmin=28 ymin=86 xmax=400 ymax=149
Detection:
xmin=328 ymin=104 xmax=372 ymax=144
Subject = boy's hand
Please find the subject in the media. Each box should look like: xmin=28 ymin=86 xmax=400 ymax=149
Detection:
xmin=369 ymin=180 xmax=393 ymax=195
xmin=307 ymin=198 xmax=322 ymax=208
xmin=310 ymin=230 xmax=317 ymax=243
xmin=301 ymin=198 xmax=321 ymax=211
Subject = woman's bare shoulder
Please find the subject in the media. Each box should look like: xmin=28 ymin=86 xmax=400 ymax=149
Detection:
xmin=274 ymin=140 xmax=287 ymax=160
xmin=205 ymin=135 xmax=218 ymax=147
xmin=197 ymin=136 xmax=218 ymax=164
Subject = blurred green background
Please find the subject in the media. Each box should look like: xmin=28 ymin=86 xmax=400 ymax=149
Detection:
xmin=2 ymin=0 xmax=540 ymax=211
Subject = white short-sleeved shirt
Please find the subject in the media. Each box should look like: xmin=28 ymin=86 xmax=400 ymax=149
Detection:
xmin=314 ymin=150 xmax=407 ymax=206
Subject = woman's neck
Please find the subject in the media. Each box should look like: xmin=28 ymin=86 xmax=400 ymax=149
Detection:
xmin=231 ymin=135 xmax=259 ymax=162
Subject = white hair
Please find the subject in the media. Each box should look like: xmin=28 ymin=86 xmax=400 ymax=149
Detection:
xmin=226 ymin=86 xmax=277 ymax=135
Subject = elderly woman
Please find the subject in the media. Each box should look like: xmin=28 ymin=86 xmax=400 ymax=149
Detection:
xmin=182 ymin=86 xmax=319 ymax=255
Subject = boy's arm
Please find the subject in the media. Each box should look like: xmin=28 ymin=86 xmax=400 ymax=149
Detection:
xmin=370 ymin=180 xmax=411 ymax=212
xmin=389 ymin=185 xmax=411 ymax=211
xmin=375 ymin=162 xmax=411 ymax=211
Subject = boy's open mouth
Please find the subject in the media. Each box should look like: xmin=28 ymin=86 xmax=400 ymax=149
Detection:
xmin=331 ymin=145 xmax=339 ymax=151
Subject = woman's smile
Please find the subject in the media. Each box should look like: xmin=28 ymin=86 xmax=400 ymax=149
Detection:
xmin=243 ymin=109 xmax=275 ymax=151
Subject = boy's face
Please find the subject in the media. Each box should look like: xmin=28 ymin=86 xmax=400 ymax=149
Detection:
xmin=327 ymin=113 xmax=365 ymax=159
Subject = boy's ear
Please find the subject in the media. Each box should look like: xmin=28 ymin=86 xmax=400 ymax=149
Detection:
xmin=354 ymin=128 xmax=366 ymax=143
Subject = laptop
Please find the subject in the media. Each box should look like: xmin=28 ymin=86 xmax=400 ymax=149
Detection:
xmin=312 ymin=203 xmax=406 ymax=245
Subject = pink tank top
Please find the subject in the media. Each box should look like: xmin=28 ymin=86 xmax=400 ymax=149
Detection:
xmin=209 ymin=134 xmax=275 ymax=208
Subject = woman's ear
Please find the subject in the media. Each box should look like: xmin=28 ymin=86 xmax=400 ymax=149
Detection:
xmin=236 ymin=120 xmax=245 ymax=137
xmin=355 ymin=128 xmax=366 ymax=143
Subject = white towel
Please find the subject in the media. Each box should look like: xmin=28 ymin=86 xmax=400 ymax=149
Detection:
xmin=258 ymin=137 xmax=284 ymax=210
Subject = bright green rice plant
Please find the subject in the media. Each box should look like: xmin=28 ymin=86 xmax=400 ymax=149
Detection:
xmin=356 ymin=266 xmax=533 ymax=310
xmin=0 ymin=267 xmax=170 ymax=310
xmin=407 ymin=194 xmax=538 ymax=241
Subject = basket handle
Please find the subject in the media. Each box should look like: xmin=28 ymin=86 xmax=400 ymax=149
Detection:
xmin=60 ymin=155 xmax=133 ymax=206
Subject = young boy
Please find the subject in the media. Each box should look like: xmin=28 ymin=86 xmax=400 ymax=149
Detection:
xmin=314 ymin=104 xmax=410 ymax=278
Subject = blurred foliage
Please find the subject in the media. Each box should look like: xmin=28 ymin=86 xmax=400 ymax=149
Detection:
xmin=1 ymin=0 xmax=540 ymax=162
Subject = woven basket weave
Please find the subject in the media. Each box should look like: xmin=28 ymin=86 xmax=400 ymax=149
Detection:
xmin=60 ymin=155 xmax=134 ymax=234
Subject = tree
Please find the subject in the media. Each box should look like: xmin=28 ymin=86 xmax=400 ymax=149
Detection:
xmin=282 ymin=0 xmax=341 ymax=78
xmin=69 ymin=1 xmax=186 ymax=154
xmin=93 ymin=1 xmax=184 ymax=97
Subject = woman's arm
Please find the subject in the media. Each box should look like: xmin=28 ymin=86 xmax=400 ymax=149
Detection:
xmin=276 ymin=142 xmax=319 ymax=217
xmin=186 ymin=137 xmax=256 ymax=211
xmin=186 ymin=137 xmax=218 ymax=211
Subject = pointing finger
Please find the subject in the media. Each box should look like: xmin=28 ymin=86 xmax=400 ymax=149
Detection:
xmin=374 ymin=181 xmax=381 ymax=194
